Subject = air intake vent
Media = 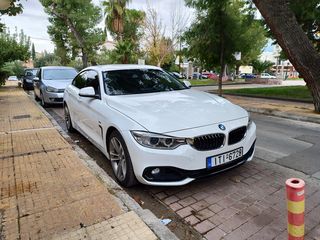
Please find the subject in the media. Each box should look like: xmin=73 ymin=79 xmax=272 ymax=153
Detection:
xmin=191 ymin=133 xmax=225 ymax=151
xmin=228 ymin=126 xmax=247 ymax=145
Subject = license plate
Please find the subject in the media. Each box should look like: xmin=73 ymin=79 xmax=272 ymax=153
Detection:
xmin=206 ymin=147 xmax=243 ymax=168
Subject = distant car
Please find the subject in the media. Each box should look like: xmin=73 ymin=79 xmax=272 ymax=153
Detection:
xmin=260 ymin=73 xmax=276 ymax=79
xmin=202 ymin=72 xmax=219 ymax=80
xmin=22 ymin=68 xmax=38 ymax=90
xmin=8 ymin=76 xmax=18 ymax=81
xmin=193 ymin=72 xmax=208 ymax=79
xmin=239 ymin=73 xmax=256 ymax=79
xmin=33 ymin=66 xmax=78 ymax=107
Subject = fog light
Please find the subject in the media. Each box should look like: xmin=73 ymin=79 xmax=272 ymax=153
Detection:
xmin=151 ymin=168 xmax=160 ymax=175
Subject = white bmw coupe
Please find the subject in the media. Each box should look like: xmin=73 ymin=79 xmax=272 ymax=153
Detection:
xmin=64 ymin=65 xmax=256 ymax=187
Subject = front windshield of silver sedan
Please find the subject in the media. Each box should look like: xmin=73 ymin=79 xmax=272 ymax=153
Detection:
xmin=102 ymin=69 xmax=187 ymax=95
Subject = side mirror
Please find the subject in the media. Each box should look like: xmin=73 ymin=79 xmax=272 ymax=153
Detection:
xmin=79 ymin=87 xmax=97 ymax=98
xmin=183 ymin=80 xmax=192 ymax=88
xmin=33 ymin=77 xmax=39 ymax=82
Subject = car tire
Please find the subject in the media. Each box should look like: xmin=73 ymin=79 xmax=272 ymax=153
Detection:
xmin=108 ymin=130 xmax=138 ymax=187
xmin=40 ymin=92 xmax=48 ymax=108
xmin=64 ymin=104 xmax=75 ymax=132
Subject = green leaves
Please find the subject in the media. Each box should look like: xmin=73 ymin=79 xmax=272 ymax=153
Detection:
xmin=0 ymin=30 xmax=30 ymax=85
xmin=40 ymin=0 xmax=104 ymax=67
xmin=184 ymin=0 xmax=267 ymax=69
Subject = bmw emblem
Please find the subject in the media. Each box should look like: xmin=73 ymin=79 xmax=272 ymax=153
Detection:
xmin=218 ymin=124 xmax=226 ymax=131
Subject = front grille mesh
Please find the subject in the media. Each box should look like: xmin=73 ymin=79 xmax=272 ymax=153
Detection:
xmin=192 ymin=133 xmax=225 ymax=151
xmin=228 ymin=126 xmax=247 ymax=145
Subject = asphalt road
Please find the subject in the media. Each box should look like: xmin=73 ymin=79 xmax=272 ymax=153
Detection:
xmin=45 ymin=104 xmax=320 ymax=179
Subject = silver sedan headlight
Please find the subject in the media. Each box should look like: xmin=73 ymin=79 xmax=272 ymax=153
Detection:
xmin=46 ymin=86 xmax=59 ymax=92
xmin=131 ymin=131 xmax=187 ymax=150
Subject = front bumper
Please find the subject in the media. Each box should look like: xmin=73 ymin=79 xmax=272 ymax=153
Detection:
xmin=43 ymin=91 xmax=64 ymax=104
xmin=123 ymin=119 xmax=256 ymax=186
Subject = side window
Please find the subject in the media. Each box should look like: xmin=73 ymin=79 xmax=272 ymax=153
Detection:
xmin=86 ymin=70 xmax=100 ymax=96
xmin=72 ymin=72 xmax=87 ymax=89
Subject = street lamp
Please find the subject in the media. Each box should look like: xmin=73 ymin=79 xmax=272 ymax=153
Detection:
xmin=0 ymin=0 xmax=11 ymax=10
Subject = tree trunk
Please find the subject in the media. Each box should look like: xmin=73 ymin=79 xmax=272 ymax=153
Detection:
xmin=81 ymin=49 xmax=88 ymax=69
xmin=253 ymin=0 xmax=320 ymax=112
xmin=50 ymin=7 xmax=88 ymax=68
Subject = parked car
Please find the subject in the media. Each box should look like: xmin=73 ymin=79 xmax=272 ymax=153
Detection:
xmin=193 ymin=72 xmax=208 ymax=79
xmin=64 ymin=65 xmax=256 ymax=187
xmin=22 ymin=68 xmax=38 ymax=90
xmin=202 ymin=72 xmax=219 ymax=80
xmin=8 ymin=76 xmax=18 ymax=81
xmin=239 ymin=73 xmax=256 ymax=79
xmin=34 ymin=66 xmax=77 ymax=107
xmin=260 ymin=73 xmax=276 ymax=79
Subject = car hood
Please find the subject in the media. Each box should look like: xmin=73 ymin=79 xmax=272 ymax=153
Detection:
xmin=107 ymin=89 xmax=248 ymax=133
xmin=43 ymin=79 xmax=73 ymax=89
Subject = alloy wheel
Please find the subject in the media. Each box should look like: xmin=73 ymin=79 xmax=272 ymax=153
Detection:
xmin=109 ymin=137 xmax=127 ymax=182
xmin=64 ymin=106 xmax=71 ymax=129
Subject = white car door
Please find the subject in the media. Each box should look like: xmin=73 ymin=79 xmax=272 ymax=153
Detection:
xmin=66 ymin=72 xmax=87 ymax=128
xmin=77 ymin=70 xmax=105 ymax=148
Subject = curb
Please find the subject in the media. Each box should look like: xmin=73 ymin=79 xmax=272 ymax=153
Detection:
xmin=27 ymin=94 xmax=179 ymax=240
xmin=217 ymin=92 xmax=313 ymax=104
xmin=244 ymin=106 xmax=320 ymax=125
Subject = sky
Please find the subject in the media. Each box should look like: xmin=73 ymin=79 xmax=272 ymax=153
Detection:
xmin=1 ymin=0 xmax=193 ymax=53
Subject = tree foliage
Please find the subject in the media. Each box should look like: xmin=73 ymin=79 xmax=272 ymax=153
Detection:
xmin=0 ymin=0 xmax=23 ymax=32
xmin=144 ymin=6 xmax=174 ymax=67
xmin=290 ymin=0 xmax=319 ymax=51
xmin=0 ymin=30 xmax=30 ymax=85
xmin=1 ymin=60 xmax=24 ymax=77
xmin=251 ymin=59 xmax=274 ymax=74
xmin=31 ymin=43 xmax=36 ymax=60
xmin=103 ymin=0 xmax=131 ymax=41
xmin=34 ymin=51 xmax=61 ymax=68
xmin=40 ymin=0 xmax=105 ymax=68
xmin=184 ymin=0 xmax=267 ymax=95
xmin=104 ymin=1 xmax=145 ymax=64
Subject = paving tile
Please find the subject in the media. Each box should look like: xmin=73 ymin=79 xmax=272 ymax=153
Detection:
xmin=178 ymin=196 xmax=197 ymax=207
xmin=194 ymin=220 xmax=215 ymax=234
xmin=204 ymin=227 xmax=226 ymax=240
xmin=184 ymin=215 xmax=200 ymax=226
xmin=196 ymin=208 xmax=215 ymax=221
xmin=0 ymin=87 xmax=157 ymax=240
xmin=176 ymin=206 xmax=193 ymax=218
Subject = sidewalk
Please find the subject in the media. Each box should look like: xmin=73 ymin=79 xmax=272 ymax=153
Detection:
xmin=221 ymin=95 xmax=320 ymax=124
xmin=0 ymin=84 xmax=163 ymax=239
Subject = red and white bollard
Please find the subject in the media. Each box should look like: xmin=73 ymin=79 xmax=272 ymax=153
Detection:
xmin=286 ymin=178 xmax=305 ymax=240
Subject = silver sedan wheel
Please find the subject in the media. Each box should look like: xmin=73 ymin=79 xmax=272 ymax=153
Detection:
xmin=109 ymin=137 xmax=127 ymax=182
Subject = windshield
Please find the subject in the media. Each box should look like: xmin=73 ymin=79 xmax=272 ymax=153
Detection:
xmin=102 ymin=69 xmax=187 ymax=95
xmin=43 ymin=69 xmax=77 ymax=80
xmin=25 ymin=69 xmax=38 ymax=76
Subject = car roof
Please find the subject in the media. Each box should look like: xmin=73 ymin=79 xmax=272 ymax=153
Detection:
xmin=83 ymin=64 xmax=162 ymax=72
xmin=40 ymin=66 xmax=76 ymax=70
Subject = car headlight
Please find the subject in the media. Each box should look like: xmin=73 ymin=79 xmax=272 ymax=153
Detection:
xmin=131 ymin=131 xmax=187 ymax=150
xmin=46 ymin=86 xmax=59 ymax=92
